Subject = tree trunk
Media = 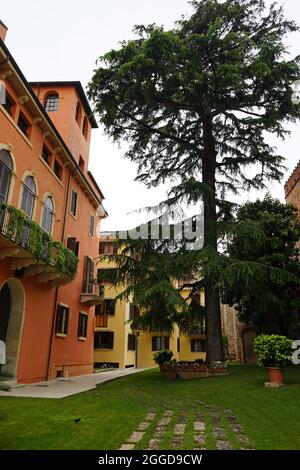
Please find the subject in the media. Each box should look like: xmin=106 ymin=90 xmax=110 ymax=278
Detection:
xmin=202 ymin=114 xmax=224 ymax=364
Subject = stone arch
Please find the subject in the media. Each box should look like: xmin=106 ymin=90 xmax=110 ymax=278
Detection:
xmin=0 ymin=278 xmax=25 ymax=378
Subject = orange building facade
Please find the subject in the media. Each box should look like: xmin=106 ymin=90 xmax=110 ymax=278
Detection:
xmin=0 ymin=23 xmax=106 ymax=384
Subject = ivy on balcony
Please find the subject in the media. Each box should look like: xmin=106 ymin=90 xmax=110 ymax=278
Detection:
xmin=0 ymin=203 xmax=78 ymax=278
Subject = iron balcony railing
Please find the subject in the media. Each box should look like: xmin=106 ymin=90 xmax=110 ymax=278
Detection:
xmin=0 ymin=202 xmax=78 ymax=278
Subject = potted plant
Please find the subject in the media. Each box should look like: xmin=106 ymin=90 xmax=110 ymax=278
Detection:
xmin=153 ymin=350 xmax=174 ymax=375
xmin=254 ymin=335 xmax=293 ymax=386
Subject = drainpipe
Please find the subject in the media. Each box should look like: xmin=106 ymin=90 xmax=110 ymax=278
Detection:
xmin=46 ymin=168 xmax=73 ymax=381
xmin=135 ymin=332 xmax=139 ymax=369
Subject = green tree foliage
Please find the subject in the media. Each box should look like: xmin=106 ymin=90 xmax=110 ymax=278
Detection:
xmin=221 ymin=196 xmax=300 ymax=335
xmin=88 ymin=0 xmax=300 ymax=363
xmin=254 ymin=334 xmax=293 ymax=368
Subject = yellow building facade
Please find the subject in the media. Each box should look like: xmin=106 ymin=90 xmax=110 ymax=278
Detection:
xmin=94 ymin=236 xmax=206 ymax=369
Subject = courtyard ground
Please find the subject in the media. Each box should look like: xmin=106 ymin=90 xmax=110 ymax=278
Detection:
xmin=0 ymin=365 xmax=299 ymax=450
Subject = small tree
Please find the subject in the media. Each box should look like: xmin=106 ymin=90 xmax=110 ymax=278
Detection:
xmin=89 ymin=0 xmax=300 ymax=363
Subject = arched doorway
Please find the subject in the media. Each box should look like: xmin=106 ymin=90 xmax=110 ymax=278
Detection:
xmin=0 ymin=279 xmax=25 ymax=378
xmin=242 ymin=329 xmax=257 ymax=364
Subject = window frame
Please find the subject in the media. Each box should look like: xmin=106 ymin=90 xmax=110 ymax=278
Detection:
xmin=21 ymin=176 xmax=36 ymax=219
xmin=45 ymin=93 xmax=59 ymax=113
xmin=41 ymin=196 xmax=54 ymax=235
xmin=53 ymin=159 xmax=62 ymax=181
xmin=0 ymin=149 xmax=13 ymax=205
xmin=17 ymin=111 xmax=31 ymax=138
xmin=70 ymin=189 xmax=78 ymax=217
xmin=191 ymin=339 xmax=206 ymax=353
xmin=94 ymin=331 xmax=114 ymax=350
xmin=127 ymin=334 xmax=136 ymax=351
xmin=89 ymin=214 xmax=95 ymax=238
xmin=152 ymin=336 xmax=170 ymax=352
xmin=55 ymin=305 xmax=69 ymax=336
xmin=78 ymin=312 xmax=88 ymax=340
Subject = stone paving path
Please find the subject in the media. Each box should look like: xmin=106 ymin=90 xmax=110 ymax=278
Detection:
xmin=0 ymin=368 xmax=148 ymax=399
xmin=120 ymin=403 xmax=253 ymax=451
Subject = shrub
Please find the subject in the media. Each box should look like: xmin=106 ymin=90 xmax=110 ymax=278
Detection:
xmin=254 ymin=334 xmax=293 ymax=368
xmin=153 ymin=349 xmax=173 ymax=366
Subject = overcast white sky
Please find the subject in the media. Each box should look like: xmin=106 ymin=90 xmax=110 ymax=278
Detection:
xmin=1 ymin=0 xmax=300 ymax=230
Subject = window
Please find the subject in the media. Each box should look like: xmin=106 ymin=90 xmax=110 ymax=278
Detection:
xmin=21 ymin=176 xmax=36 ymax=218
xmin=3 ymin=92 xmax=15 ymax=117
xmin=152 ymin=336 xmax=169 ymax=351
xmin=94 ymin=332 xmax=114 ymax=349
xmin=0 ymin=149 xmax=13 ymax=205
xmin=41 ymin=196 xmax=54 ymax=234
xmin=78 ymin=313 xmax=88 ymax=339
xmin=42 ymin=145 xmax=51 ymax=165
xmin=70 ymin=189 xmax=78 ymax=216
xmin=99 ymin=241 xmax=118 ymax=255
xmin=129 ymin=304 xmax=140 ymax=320
xmin=128 ymin=334 xmax=136 ymax=351
xmin=95 ymin=305 xmax=108 ymax=328
xmin=82 ymin=116 xmax=88 ymax=139
xmin=83 ymin=256 xmax=95 ymax=293
xmin=17 ymin=112 xmax=30 ymax=137
xmin=53 ymin=160 xmax=62 ymax=180
xmin=191 ymin=339 xmax=206 ymax=353
xmin=89 ymin=214 xmax=94 ymax=237
xmin=79 ymin=156 xmax=84 ymax=171
xmin=45 ymin=93 xmax=59 ymax=112
xmin=66 ymin=237 xmax=80 ymax=257
xmin=97 ymin=299 xmax=115 ymax=316
xmin=177 ymin=338 xmax=180 ymax=353
xmin=75 ymin=102 xmax=82 ymax=125
xmin=55 ymin=305 xmax=69 ymax=335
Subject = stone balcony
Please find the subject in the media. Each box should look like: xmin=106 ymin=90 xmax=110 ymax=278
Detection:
xmin=0 ymin=202 xmax=78 ymax=286
xmin=80 ymin=284 xmax=105 ymax=307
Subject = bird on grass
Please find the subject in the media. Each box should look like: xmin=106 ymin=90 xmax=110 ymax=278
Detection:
xmin=73 ymin=418 xmax=81 ymax=424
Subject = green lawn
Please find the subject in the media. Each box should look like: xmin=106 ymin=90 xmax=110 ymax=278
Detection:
xmin=0 ymin=365 xmax=300 ymax=450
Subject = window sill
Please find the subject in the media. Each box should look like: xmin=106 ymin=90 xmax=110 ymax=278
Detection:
xmin=78 ymin=337 xmax=87 ymax=342
xmin=56 ymin=333 xmax=67 ymax=338
xmin=69 ymin=211 xmax=77 ymax=221
xmin=94 ymin=348 xmax=114 ymax=351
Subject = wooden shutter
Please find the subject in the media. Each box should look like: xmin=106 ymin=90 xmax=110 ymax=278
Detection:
xmin=82 ymin=256 xmax=94 ymax=293
xmin=75 ymin=241 xmax=80 ymax=257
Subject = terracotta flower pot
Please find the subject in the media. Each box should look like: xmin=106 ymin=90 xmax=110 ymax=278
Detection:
xmin=267 ymin=367 xmax=285 ymax=384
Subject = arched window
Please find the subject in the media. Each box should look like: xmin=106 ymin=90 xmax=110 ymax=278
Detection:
xmin=82 ymin=116 xmax=88 ymax=139
xmin=21 ymin=176 xmax=36 ymax=219
xmin=44 ymin=93 xmax=59 ymax=112
xmin=41 ymin=196 xmax=54 ymax=234
xmin=75 ymin=102 xmax=82 ymax=125
xmin=0 ymin=149 xmax=13 ymax=205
